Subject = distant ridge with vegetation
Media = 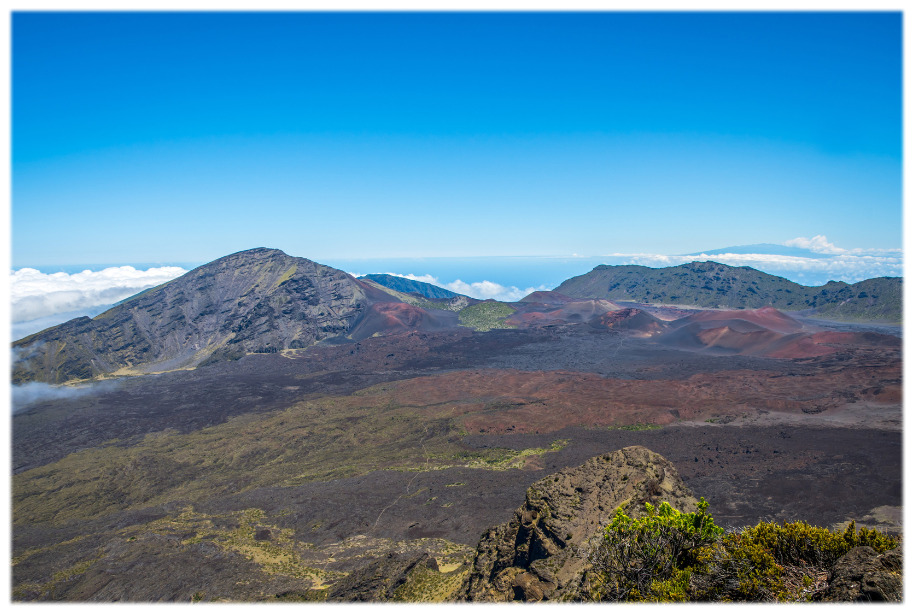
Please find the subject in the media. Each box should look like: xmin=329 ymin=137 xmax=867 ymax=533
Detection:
xmin=360 ymin=274 xmax=465 ymax=300
xmin=554 ymin=261 xmax=901 ymax=323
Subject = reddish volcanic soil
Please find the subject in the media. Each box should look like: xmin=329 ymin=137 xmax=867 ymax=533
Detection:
xmin=655 ymin=308 xmax=900 ymax=359
xmin=369 ymin=358 xmax=900 ymax=434
xmin=506 ymin=299 xmax=622 ymax=327
xmin=675 ymin=306 xmax=805 ymax=334
xmin=518 ymin=290 xmax=577 ymax=304
xmin=592 ymin=308 xmax=667 ymax=336
xmin=500 ymin=305 xmax=885 ymax=362
xmin=347 ymin=302 xmax=460 ymax=340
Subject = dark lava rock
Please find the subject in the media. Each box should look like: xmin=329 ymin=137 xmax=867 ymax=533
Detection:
xmin=18 ymin=533 xmax=312 ymax=602
xmin=326 ymin=552 xmax=439 ymax=602
xmin=461 ymin=445 xmax=698 ymax=602
xmin=822 ymin=546 xmax=902 ymax=602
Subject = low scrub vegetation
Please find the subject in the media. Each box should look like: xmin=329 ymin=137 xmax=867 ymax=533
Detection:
xmin=582 ymin=499 xmax=899 ymax=602
xmin=457 ymin=302 xmax=516 ymax=331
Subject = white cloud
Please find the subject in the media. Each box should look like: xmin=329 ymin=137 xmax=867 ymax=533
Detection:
xmin=386 ymin=272 xmax=441 ymax=286
xmin=10 ymin=266 xmax=187 ymax=323
xmin=445 ymin=279 xmax=546 ymax=302
xmin=11 ymin=380 xmax=121 ymax=413
xmin=783 ymin=235 xmax=846 ymax=255
xmin=602 ymin=247 xmax=901 ymax=285
xmin=12 ymin=306 xmax=117 ymax=341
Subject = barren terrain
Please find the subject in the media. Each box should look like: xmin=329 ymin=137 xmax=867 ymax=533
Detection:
xmin=11 ymin=313 xmax=902 ymax=601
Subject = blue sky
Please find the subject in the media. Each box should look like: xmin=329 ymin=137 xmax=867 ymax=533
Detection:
xmin=11 ymin=12 xmax=903 ymax=269
xmin=5 ymin=10 xmax=905 ymax=339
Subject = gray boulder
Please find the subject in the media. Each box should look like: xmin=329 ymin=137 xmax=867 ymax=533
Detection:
xmin=823 ymin=546 xmax=902 ymax=602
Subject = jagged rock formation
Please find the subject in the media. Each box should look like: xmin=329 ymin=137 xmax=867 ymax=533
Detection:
xmin=12 ymin=248 xmax=401 ymax=383
xmin=822 ymin=546 xmax=903 ymax=602
xmin=554 ymin=261 xmax=901 ymax=322
xmin=461 ymin=446 xmax=698 ymax=602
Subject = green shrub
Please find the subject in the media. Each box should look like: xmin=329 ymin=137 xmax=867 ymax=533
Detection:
xmin=584 ymin=499 xmax=899 ymax=603
xmin=644 ymin=568 xmax=693 ymax=602
xmin=740 ymin=519 xmax=898 ymax=569
xmin=586 ymin=498 xmax=723 ymax=601
xmin=691 ymin=535 xmax=786 ymax=602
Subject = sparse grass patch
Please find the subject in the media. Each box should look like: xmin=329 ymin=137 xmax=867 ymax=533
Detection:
xmin=138 ymin=506 xmax=342 ymax=590
xmin=390 ymin=562 xmax=469 ymax=602
xmin=11 ymin=534 xmax=88 ymax=566
xmin=607 ymin=423 xmax=663 ymax=431
xmin=12 ymin=550 xmax=103 ymax=600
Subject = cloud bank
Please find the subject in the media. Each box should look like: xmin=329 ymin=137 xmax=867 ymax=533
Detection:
xmin=604 ymin=236 xmax=901 ymax=286
xmin=11 ymin=380 xmax=121 ymax=414
xmin=782 ymin=234 xmax=847 ymax=255
xmin=10 ymin=266 xmax=187 ymax=324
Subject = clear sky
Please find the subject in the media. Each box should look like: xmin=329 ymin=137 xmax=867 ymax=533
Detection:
xmin=11 ymin=11 xmax=902 ymax=267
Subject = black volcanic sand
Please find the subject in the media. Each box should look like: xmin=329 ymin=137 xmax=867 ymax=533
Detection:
xmin=198 ymin=425 xmax=900 ymax=553
xmin=13 ymin=327 xmax=817 ymax=472
xmin=462 ymin=425 xmax=902 ymax=532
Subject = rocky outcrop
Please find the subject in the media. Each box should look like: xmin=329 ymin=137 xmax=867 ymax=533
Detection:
xmin=461 ymin=446 xmax=698 ymax=602
xmin=12 ymin=248 xmax=402 ymax=383
xmin=822 ymin=546 xmax=903 ymax=602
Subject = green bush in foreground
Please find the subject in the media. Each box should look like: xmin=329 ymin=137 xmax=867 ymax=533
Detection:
xmin=586 ymin=498 xmax=723 ymax=600
xmin=584 ymin=500 xmax=899 ymax=602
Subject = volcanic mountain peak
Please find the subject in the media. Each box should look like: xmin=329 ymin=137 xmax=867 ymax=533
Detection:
xmin=12 ymin=248 xmax=400 ymax=384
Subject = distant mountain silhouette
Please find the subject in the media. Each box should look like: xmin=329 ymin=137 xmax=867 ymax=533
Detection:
xmin=554 ymin=261 xmax=900 ymax=322
xmin=359 ymin=273 xmax=464 ymax=300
